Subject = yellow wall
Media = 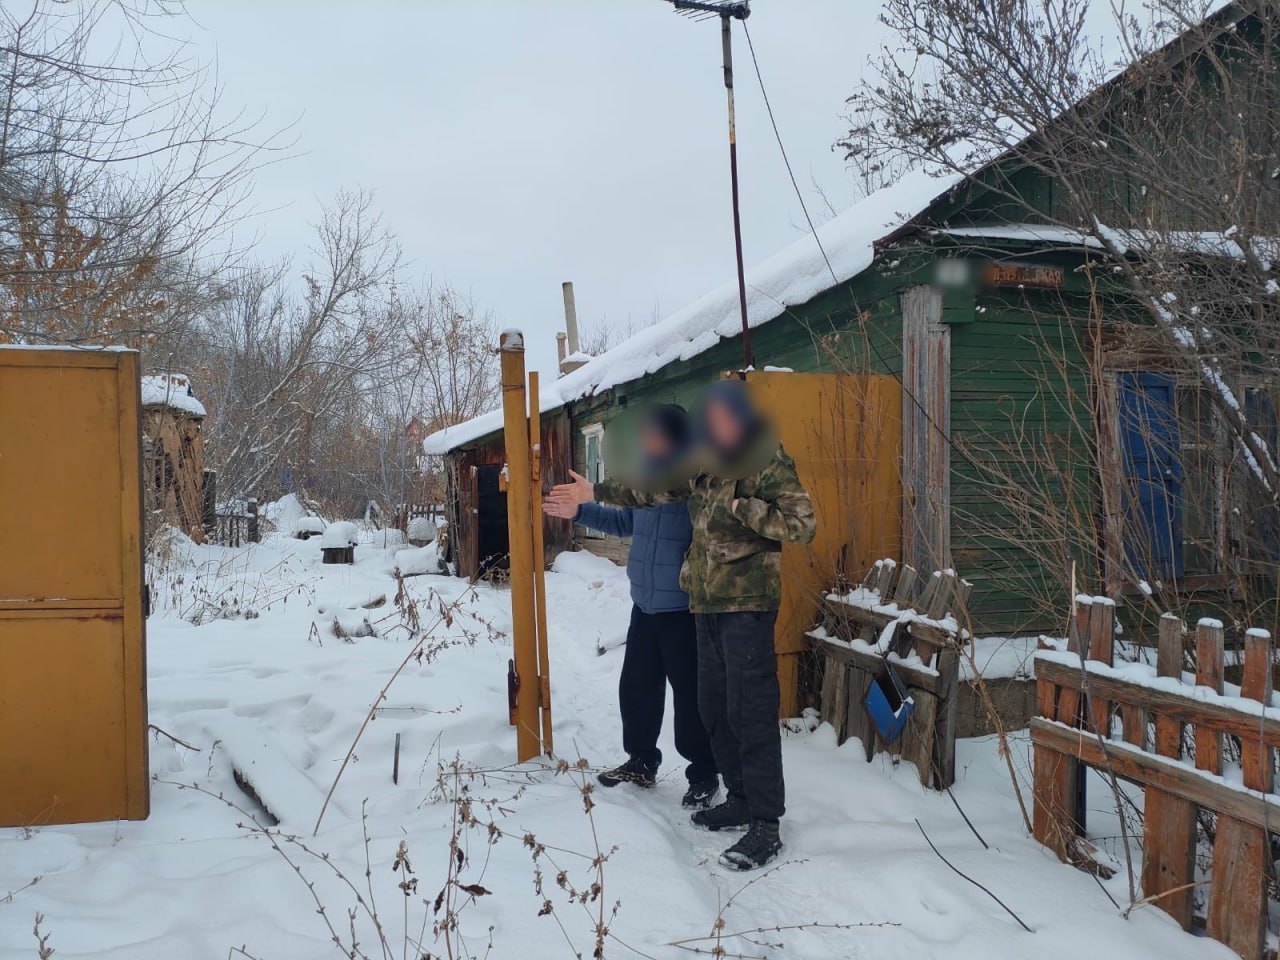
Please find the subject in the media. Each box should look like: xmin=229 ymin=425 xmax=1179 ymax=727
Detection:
xmin=746 ymin=372 xmax=903 ymax=714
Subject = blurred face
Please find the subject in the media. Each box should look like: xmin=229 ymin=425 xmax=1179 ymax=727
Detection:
xmin=640 ymin=421 xmax=672 ymax=461
xmin=705 ymin=396 xmax=744 ymax=452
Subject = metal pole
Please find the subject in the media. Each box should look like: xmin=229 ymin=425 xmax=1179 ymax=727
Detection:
xmin=499 ymin=329 xmax=541 ymax=762
xmin=722 ymin=12 xmax=751 ymax=369
xmin=528 ymin=371 xmax=554 ymax=755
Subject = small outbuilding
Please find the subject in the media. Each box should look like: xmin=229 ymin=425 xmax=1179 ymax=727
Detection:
xmin=140 ymin=372 xmax=207 ymax=542
xmin=429 ymin=405 xmax=575 ymax=579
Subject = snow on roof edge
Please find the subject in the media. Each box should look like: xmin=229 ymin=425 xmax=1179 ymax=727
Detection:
xmin=141 ymin=372 xmax=206 ymax=417
xmin=423 ymin=168 xmax=962 ymax=455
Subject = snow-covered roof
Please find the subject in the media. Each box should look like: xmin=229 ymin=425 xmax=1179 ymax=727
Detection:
xmin=941 ymin=223 xmax=1280 ymax=261
xmin=140 ymin=373 xmax=206 ymax=418
xmin=424 ymin=168 xmax=962 ymax=454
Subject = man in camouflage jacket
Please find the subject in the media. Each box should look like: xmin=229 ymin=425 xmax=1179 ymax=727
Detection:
xmin=549 ymin=380 xmax=815 ymax=871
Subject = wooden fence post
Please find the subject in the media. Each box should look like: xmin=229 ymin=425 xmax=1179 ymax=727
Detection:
xmin=1140 ymin=613 xmax=1196 ymax=930
xmin=1193 ymin=619 xmax=1225 ymax=776
xmin=202 ymin=469 xmax=217 ymax=540
xmin=1207 ymin=627 xmax=1273 ymax=958
xmin=1032 ymin=670 xmax=1080 ymax=860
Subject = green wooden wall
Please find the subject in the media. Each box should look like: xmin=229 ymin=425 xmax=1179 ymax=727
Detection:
xmin=947 ymin=285 xmax=1096 ymax=635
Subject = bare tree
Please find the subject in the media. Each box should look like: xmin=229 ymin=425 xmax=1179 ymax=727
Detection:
xmin=197 ymin=190 xmax=402 ymax=500
xmin=404 ymin=285 xmax=499 ymax=432
xmin=580 ymin=313 xmax=646 ymax=357
xmin=0 ymin=0 xmax=277 ymax=347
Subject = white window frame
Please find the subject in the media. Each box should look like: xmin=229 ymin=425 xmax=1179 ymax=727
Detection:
xmin=582 ymin=423 xmax=605 ymax=483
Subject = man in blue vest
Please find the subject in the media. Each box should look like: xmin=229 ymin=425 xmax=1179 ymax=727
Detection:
xmin=543 ymin=404 xmax=719 ymax=809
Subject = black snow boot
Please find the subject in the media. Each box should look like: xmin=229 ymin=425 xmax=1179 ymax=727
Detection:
xmin=681 ymin=778 xmax=720 ymax=810
xmin=597 ymin=758 xmax=657 ymax=789
xmin=719 ymin=820 xmax=782 ymax=871
xmin=690 ymin=794 xmax=750 ymax=832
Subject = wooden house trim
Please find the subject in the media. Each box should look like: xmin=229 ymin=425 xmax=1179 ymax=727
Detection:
xmin=901 ymin=285 xmax=952 ymax=575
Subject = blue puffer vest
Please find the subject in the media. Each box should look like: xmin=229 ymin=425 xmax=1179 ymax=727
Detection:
xmin=574 ymin=500 xmax=692 ymax=614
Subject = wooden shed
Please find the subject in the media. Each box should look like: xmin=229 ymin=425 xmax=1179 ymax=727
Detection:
xmin=437 ymin=405 xmax=575 ymax=579
xmin=140 ymin=372 xmax=207 ymax=543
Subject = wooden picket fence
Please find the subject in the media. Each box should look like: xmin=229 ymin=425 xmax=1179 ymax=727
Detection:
xmin=806 ymin=560 xmax=968 ymax=789
xmin=1032 ymin=599 xmax=1276 ymax=959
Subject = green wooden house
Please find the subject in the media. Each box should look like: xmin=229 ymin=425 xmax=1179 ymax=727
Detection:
xmin=426 ymin=0 xmax=1276 ymax=640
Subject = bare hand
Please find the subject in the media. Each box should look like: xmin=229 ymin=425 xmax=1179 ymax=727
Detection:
xmin=542 ymin=498 xmax=579 ymax=519
xmin=547 ymin=469 xmax=594 ymax=507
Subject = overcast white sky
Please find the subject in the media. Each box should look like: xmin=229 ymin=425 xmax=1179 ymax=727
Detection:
xmin=185 ymin=1 xmax=887 ymax=375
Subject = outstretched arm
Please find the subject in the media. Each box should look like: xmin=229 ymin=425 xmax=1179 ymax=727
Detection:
xmin=730 ymin=451 xmax=816 ymax=544
xmin=546 ymin=470 xmax=690 ymax=512
xmin=569 ymin=501 xmax=635 ymax=538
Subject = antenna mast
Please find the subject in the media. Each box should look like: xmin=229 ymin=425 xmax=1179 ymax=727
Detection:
xmin=667 ymin=0 xmax=753 ymax=369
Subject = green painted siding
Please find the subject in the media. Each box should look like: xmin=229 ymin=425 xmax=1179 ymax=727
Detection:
xmin=949 ymin=284 xmax=1096 ymax=635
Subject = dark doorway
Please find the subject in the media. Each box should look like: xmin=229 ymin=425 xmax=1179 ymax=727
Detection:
xmin=476 ymin=463 xmax=510 ymax=576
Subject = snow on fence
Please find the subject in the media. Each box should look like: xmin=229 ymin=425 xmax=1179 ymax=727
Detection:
xmin=805 ymin=559 xmax=969 ymax=789
xmin=392 ymin=501 xmax=442 ymax=534
xmin=1032 ymin=602 xmax=1275 ymax=959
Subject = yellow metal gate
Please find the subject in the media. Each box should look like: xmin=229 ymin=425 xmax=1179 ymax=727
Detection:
xmin=0 ymin=347 xmax=149 ymax=826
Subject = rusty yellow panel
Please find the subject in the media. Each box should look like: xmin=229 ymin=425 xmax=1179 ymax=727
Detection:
xmin=0 ymin=365 xmax=124 ymax=601
xmin=746 ymin=372 xmax=903 ymax=660
xmin=0 ymin=613 xmax=134 ymax=824
xmin=0 ymin=348 xmax=148 ymax=826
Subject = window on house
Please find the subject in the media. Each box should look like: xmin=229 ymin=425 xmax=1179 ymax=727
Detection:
xmin=1115 ymin=371 xmax=1226 ymax=583
xmin=582 ymin=423 xmax=605 ymax=484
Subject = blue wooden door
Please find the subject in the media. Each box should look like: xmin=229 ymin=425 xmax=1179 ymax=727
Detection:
xmin=1118 ymin=372 xmax=1183 ymax=580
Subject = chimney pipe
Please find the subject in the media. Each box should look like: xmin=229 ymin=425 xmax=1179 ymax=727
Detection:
xmin=562 ymin=282 xmax=580 ymax=355
xmin=555 ymin=331 xmax=567 ymax=367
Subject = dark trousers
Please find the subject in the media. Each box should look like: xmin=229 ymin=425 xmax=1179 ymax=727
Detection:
xmin=695 ymin=611 xmax=784 ymax=822
xmin=621 ymin=607 xmax=718 ymax=784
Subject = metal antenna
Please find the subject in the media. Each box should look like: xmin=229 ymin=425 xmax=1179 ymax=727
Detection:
xmin=666 ymin=0 xmax=753 ymax=369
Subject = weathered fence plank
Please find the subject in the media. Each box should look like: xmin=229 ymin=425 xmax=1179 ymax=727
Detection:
xmin=1035 ymin=658 xmax=1280 ymax=747
xmin=1207 ymin=629 xmax=1273 ymax=960
xmin=1031 ymin=718 xmax=1280 ymax=831
xmin=1140 ymin=614 xmax=1196 ymax=931
xmin=1193 ymin=620 xmax=1225 ymax=776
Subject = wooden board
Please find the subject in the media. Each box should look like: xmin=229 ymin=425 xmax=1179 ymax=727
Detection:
xmin=1035 ymin=657 xmax=1280 ymax=747
xmin=1140 ymin=614 xmax=1196 ymax=931
xmin=0 ymin=348 xmax=148 ymax=826
xmin=1206 ymin=630 xmax=1272 ymax=960
xmin=1032 ymin=732 xmax=1080 ymax=860
xmin=901 ymin=285 xmax=951 ymax=575
xmin=819 ymin=659 xmax=850 ymax=742
xmin=898 ymin=690 xmax=939 ymax=787
xmin=1032 ymin=718 xmax=1280 ymax=832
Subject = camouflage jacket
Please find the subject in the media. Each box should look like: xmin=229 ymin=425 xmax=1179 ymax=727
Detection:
xmin=594 ymin=446 xmax=815 ymax=614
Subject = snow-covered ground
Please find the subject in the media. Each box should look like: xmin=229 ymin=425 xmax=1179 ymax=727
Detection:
xmin=1 ymin=528 xmax=1234 ymax=960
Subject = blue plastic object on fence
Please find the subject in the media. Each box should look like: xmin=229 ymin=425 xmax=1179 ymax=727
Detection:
xmin=864 ymin=660 xmax=915 ymax=743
